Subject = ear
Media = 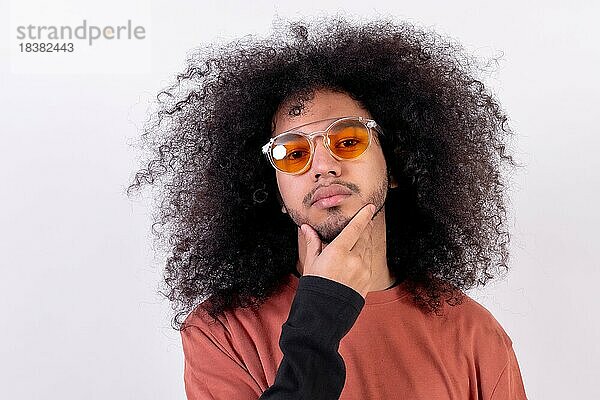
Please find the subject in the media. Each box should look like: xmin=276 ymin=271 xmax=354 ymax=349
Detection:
xmin=388 ymin=169 xmax=399 ymax=189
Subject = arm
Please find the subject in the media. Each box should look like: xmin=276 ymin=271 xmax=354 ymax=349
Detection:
xmin=261 ymin=204 xmax=376 ymax=398
xmin=183 ymin=205 xmax=375 ymax=399
xmin=260 ymin=275 xmax=365 ymax=399
xmin=181 ymin=276 xmax=364 ymax=400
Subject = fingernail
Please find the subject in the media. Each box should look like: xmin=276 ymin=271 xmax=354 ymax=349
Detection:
xmin=300 ymin=225 xmax=306 ymax=235
xmin=370 ymin=204 xmax=376 ymax=214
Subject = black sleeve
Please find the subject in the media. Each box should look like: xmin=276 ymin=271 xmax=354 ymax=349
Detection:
xmin=259 ymin=275 xmax=365 ymax=400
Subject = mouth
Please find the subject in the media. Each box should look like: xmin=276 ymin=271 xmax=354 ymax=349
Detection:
xmin=311 ymin=194 xmax=352 ymax=209
xmin=310 ymin=183 xmax=354 ymax=208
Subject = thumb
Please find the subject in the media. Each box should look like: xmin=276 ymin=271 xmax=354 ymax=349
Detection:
xmin=301 ymin=224 xmax=322 ymax=267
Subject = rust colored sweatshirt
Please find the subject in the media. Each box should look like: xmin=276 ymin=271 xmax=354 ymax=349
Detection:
xmin=181 ymin=273 xmax=527 ymax=399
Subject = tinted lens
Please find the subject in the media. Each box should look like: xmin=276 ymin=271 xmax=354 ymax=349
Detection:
xmin=270 ymin=133 xmax=311 ymax=173
xmin=328 ymin=120 xmax=370 ymax=159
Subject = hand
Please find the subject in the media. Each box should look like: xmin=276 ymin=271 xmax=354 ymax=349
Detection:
xmin=299 ymin=203 xmax=376 ymax=299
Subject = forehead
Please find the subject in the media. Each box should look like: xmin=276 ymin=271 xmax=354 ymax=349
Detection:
xmin=271 ymin=89 xmax=371 ymax=137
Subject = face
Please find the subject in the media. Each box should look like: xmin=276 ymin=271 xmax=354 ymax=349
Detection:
xmin=271 ymin=89 xmax=390 ymax=243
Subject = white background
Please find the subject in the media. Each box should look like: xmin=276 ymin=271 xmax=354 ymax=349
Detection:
xmin=1 ymin=0 xmax=598 ymax=399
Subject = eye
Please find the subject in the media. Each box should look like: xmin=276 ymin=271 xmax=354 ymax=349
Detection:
xmin=287 ymin=150 xmax=309 ymax=160
xmin=336 ymin=138 xmax=360 ymax=148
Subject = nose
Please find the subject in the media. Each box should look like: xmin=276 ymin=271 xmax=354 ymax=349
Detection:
xmin=310 ymin=136 xmax=341 ymax=180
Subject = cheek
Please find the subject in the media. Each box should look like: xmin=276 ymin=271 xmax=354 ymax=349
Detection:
xmin=372 ymin=150 xmax=388 ymax=176
xmin=276 ymin=175 xmax=308 ymax=207
xmin=276 ymin=175 xmax=294 ymax=203
xmin=361 ymin=151 xmax=387 ymax=178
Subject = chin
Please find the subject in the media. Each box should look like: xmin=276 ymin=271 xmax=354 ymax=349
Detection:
xmin=312 ymin=211 xmax=352 ymax=241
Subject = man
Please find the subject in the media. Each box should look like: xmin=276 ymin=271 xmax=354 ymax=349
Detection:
xmin=129 ymin=17 xmax=527 ymax=399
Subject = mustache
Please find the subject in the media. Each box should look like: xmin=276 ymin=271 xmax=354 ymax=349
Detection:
xmin=303 ymin=180 xmax=360 ymax=207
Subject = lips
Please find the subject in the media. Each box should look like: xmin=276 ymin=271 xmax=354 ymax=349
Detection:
xmin=311 ymin=184 xmax=353 ymax=205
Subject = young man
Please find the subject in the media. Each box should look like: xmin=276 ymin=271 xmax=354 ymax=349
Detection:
xmin=129 ymin=17 xmax=527 ymax=399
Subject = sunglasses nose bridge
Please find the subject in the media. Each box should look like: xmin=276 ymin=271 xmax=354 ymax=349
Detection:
xmin=307 ymin=131 xmax=330 ymax=152
xmin=307 ymin=132 xmax=343 ymax=173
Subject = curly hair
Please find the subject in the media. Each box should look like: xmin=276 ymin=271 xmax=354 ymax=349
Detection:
xmin=127 ymin=16 xmax=520 ymax=329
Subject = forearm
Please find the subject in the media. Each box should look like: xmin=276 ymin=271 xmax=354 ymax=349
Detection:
xmin=260 ymin=275 xmax=365 ymax=400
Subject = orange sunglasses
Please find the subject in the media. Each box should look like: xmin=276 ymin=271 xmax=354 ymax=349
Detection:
xmin=261 ymin=116 xmax=384 ymax=175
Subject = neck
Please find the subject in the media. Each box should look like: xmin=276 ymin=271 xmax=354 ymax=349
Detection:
xmin=295 ymin=208 xmax=395 ymax=292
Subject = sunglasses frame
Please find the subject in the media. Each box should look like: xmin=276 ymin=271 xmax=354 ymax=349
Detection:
xmin=261 ymin=116 xmax=384 ymax=175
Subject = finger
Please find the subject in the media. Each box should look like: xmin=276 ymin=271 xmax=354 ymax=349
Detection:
xmin=300 ymin=224 xmax=322 ymax=267
xmin=332 ymin=203 xmax=376 ymax=252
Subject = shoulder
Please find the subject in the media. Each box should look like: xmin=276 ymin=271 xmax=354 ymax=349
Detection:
xmin=180 ymin=279 xmax=296 ymax=384
xmin=443 ymin=293 xmax=527 ymax=398
xmin=179 ymin=297 xmax=282 ymax=398
xmin=183 ymin=277 xmax=296 ymax=335
xmin=460 ymin=294 xmax=513 ymax=342
xmin=438 ymin=292 xmax=515 ymax=360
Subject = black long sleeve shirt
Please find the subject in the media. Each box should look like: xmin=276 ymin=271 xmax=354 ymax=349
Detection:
xmin=259 ymin=275 xmax=365 ymax=400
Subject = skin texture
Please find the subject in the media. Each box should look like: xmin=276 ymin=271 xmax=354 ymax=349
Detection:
xmin=127 ymin=17 xmax=520 ymax=328
xmin=272 ymin=89 xmax=396 ymax=294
